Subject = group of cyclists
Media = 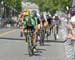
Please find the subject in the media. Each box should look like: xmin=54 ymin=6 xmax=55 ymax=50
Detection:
xmin=18 ymin=9 xmax=53 ymax=54
xmin=18 ymin=8 xmax=75 ymax=56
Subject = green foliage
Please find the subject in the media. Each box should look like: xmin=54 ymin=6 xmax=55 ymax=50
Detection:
xmin=32 ymin=0 xmax=72 ymax=13
xmin=0 ymin=0 xmax=3 ymax=3
xmin=15 ymin=0 xmax=22 ymax=13
xmin=0 ymin=0 xmax=22 ymax=13
xmin=0 ymin=0 xmax=16 ymax=8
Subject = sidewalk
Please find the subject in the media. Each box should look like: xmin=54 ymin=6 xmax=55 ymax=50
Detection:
xmin=0 ymin=27 xmax=16 ymax=34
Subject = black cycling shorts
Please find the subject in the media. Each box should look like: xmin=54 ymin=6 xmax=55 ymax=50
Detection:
xmin=47 ymin=18 xmax=52 ymax=24
xmin=37 ymin=18 xmax=40 ymax=24
xmin=24 ymin=26 xmax=35 ymax=31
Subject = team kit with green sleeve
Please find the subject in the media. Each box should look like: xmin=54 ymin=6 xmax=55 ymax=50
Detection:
xmin=23 ymin=14 xmax=37 ymax=30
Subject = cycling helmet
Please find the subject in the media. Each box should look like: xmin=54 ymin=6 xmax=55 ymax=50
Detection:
xmin=25 ymin=9 xmax=30 ymax=16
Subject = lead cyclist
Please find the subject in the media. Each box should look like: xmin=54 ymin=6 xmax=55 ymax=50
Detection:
xmin=23 ymin=10 xmax=38 ymax=52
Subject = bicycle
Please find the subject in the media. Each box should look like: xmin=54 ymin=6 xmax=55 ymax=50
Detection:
xmin=46 ymin=25 xmax=51 ymax=39
xmin=25 ymin=29 xmax=35 ymax=56
xmin=38 ymin=26 xmax=45 ymax=46
xmin=53 ymin=24 xmax=59 ymax=40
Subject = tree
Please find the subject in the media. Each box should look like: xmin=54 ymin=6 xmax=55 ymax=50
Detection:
xmin=15 ymin=0 xmax=22 ymax=14
xmin=32 ymin=0 xmax=72 ymax=13
xmin=0 ymin=0 xmax=17 ymax=17
xmin=0 ymin=0 xmax=22 ymax=17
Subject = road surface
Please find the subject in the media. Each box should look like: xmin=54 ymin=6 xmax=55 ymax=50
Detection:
xmin=0 ymin=28 xmax=66 ymax=60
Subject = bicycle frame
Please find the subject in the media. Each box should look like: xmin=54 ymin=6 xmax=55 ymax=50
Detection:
xmin=53 ymin=24 xmax=59 ymax=40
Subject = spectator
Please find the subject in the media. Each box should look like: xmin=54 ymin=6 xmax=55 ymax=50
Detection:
xmin=66 ymin=11 xmax=75 ymax=39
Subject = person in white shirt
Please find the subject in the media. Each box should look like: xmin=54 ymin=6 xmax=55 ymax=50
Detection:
xmin=67 ymin=13 xmax=75 ymax=39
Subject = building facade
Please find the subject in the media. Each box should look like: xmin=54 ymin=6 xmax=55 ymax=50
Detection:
xmin=22 ymin=2 xmax=39 ymax=13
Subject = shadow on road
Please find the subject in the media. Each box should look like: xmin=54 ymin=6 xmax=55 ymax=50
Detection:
xmin=43 ymin=44 xmax=51 ymax=46
xmin=37 ymin=48 xmax=47 ymax=51
xmin=24 ymin=48 xmax=47 ymax=56
xmin=24 ymin=53 xmax=41 ymax=57
xmin=0 ymin=37 xmax=66 ymax=43
xmin=44 ymin=40 xmax=66 ymax=43
xmin=0 ymin=37 xmax=25 ymax=40
xmin=34 ymin=54 xmax=41 ymax=56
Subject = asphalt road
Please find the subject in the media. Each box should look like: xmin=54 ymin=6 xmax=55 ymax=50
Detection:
xmin=0 ymin=29 xmax=66 ymax=60
xmin=0 ymin=27 xmax=17 ymax=33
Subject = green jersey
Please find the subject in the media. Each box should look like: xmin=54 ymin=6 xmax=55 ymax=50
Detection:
xmin=23 ymin=15 xmax=37 ymax=28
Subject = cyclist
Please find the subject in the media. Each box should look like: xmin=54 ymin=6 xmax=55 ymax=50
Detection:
xmin=36 ymin=12 xmax=47 ymax=42
xmin=36 ymin=12 xmax=42 ymax=41
xmin=23 ymin=9 xmax=38 ymax=52
xmin=19 ymin=11 xmax=25 ymax=37
xmin=43 ymin=14 xmax=48 ymax=29
xmin=37 ymin=13 xmax=43 ymax=31
xmin=46 ymin=14 xmax=53 ymax=35
xmin=53 ymin=14 xmax=60 ymax=39
xmin=36 ymin=12 xmax=46 ymax=30
xmin=37 ymin=13 xmax=46 ymax=45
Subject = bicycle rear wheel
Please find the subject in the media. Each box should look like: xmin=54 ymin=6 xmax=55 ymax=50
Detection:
xmin=39 ymin=30 xmax=45 ymax=46
xmin=53 ymin=25 xmax=58 ymax=40
xmin=27 ymin=33 xmax=34 ymax=56
xmin=54 ymin=31 xmax=57 ymax=40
